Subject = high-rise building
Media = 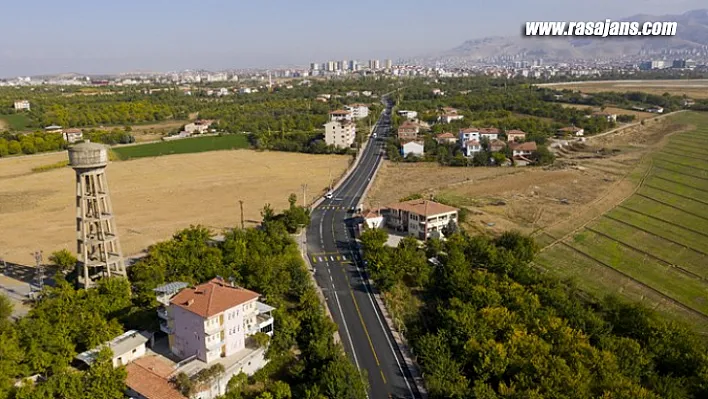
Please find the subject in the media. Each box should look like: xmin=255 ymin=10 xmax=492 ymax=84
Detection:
xmin=385 ymin=59 xmax=393 ymax=69
xmin=349 ymin=60 xmax=357 ymax=71
xmin=326 ymin=61 xmax=335 ymax=72
xmin=310 ymin=62 xmax=320 ymax=71
xmin=369 ymin=59 xmax=380 ymax=70
xmin=341 ymin=60 xmax=348 ymax=70
xmin=68 ymin=141 xmax=127 ymax=289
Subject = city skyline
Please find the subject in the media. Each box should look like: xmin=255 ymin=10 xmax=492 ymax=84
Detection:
xmin=1 ymin=0 xmax=705 ymax=77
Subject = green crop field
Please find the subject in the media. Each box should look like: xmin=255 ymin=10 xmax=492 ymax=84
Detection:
xmin=537 ymin=111 xmax=708 ymax=332
xmin=112 ymin=134 xmax=250 ymax=160
xmin=0 ymin=113 xmax=30 ymax=130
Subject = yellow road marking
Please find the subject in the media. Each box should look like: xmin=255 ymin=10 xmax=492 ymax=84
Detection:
xmin=381 ymin=370 xmax=387 ymax=384
xmin=336 ymin=256 xmax=341 ymax=261
xmin=349 ymin=289 xmax=381 ymax=366
xmin=311 ymin=256 xmax=317 ymax=263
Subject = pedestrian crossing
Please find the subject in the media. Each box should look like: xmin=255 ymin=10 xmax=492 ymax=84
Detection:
xmin=311 ymin=254 xmax=350 ymax=264
xmin=319 ymin=205 xmax=354 ymax=211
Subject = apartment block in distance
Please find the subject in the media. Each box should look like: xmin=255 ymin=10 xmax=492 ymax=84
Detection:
xmin=14 ymin=100 xmax=30 ymax=111
xmin=324 ymin=110 xmax=356 ymax=148
xmin=344 ymin=103 xmax=370 ymax=120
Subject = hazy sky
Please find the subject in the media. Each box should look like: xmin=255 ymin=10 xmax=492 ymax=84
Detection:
xmin=0 ymin=0 xmax=704 ymax=77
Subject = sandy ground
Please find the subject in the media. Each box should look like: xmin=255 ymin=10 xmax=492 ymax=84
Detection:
xmin=0 ymin=118 xmax=8 ymax=131
xmin=365 ymin=117 xmax=687 ymax=237
xmin=542 ymin=79 xmax=708 ymax=99
xmin=0 ymin=150 xmax=349 ymax=265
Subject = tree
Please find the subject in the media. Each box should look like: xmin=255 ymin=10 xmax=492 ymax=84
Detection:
xmin=288 ymin=193 xmax=297 ymax=208
xmin=49 ymin=249 xmax=78 ymax=274
xmin=533 ymin=145 xmax=555 ymax=165
xmin=253 ymin=331 xmax=271 ymax=348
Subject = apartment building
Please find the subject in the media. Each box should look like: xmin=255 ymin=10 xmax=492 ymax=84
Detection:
xmin=505 ymin=129 xmax=526 ymax=142
xmin=385 ymin=199 xmax=459 ymax=240
xmin=344 ymin=103 xmax=369 ymax=120
xmin=329 ymin=109 xmax=353 ymax=122
xmin=14 ymin=100 xmax=30 ymax=111
xmin=459 ymin=128 xmax=481 ymax=157
xmin=324 ymin=120 xmax=356 ymax=149
xmin=164 ymin=278 xmax=274 ymax=364
xmin=397 ymin=121 xmax=420 ymax=141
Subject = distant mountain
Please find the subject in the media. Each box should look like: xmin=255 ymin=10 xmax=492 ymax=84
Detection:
xmin=435 ymin=9 xmax=708 ymax=62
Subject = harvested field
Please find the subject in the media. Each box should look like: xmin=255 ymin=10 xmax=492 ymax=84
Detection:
xmin=539 ymin=111 xmax=708 ymax=332
xmin=560 ymin=103 xmax=656 ymax=121
xmin=542 ymin=79 xmax=708 ymax=99
xmin=0 ymin=150 xmax=350 ymax=265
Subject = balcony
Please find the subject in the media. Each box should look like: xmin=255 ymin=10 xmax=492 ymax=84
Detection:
xmin=157 ymin=307 xmax=169 ymax=320
xmin=159 ymin=320 xmax=173 ymax=334
xmin=206 ymin=336 xmax=224 ymax=350
xmin=204 ymin=321 xmax=222 ymax=335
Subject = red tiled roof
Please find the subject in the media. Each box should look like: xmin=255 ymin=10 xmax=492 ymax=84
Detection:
xmin=510 ymin=141 xmax=538 ymax=151
xmin=558 ymin=126 xmax=582 ymax=132
xmin=386 ymin=199 xmax=459 ymax=217
xmin=126 ymin=357 xmax=186 ymax=399
xmin=64 ymin=128 xmax=82 ymax=134
xmin=170 ymin=277 xmax=259 ymax=318
xmin=329 ymin=110 xmax=351 ymax=115
xmin=506 ymin=129 xmax=526 ymax=135
xmin=465 ymin=140 xmax=480 ymax=146
xmin=479 ymin=127 xmax=500 ymax=134
xmin=436 ymin=132 xmax=455 ymax=139
xmin=460 ymin=127 xmax=480 ymax=133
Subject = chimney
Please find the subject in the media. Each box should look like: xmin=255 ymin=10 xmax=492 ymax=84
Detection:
xmin=186 ymin=299 xmax=194 ymax=306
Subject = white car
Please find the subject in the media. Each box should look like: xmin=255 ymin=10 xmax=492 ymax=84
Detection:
xmin=325 ymin=192 xmax=333 ymax=199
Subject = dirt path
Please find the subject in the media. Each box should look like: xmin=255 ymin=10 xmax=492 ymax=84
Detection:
xmin=588 ymin=110 xmax=686 ymax=141
xmin=0 ymin=118 xmax=8 ymax=131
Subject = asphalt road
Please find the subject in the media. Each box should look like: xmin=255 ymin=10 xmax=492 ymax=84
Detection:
xmin=306 ymin=101 xmax=421 ymax=399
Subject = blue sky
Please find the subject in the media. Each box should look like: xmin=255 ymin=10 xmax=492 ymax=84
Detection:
xmin=0 ymin=0 xmax=704 ymax=76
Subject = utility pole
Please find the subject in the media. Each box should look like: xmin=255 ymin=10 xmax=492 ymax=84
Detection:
xmin=239 ymin=200 xmax=244 ymax=229
xmin=32 ymin=250 xmax=44 ymax=291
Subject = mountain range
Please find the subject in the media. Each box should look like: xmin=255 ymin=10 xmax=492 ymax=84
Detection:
xmin=432 ymin=9 xmax=708 ymax=63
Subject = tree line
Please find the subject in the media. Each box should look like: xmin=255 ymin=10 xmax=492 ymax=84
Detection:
xmin=360 ymin=228 xmax=708 ymax=398
xmin=0 ymin=196 xmax=367 ymax=399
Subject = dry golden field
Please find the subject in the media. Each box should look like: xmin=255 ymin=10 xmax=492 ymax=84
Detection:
xmin=365 ymin=115 xmax=690 ymax=238
xmin=543 ymin=79 xmax=708 ymax=99
xmin=559 ymin=104 xmax=655 ymax=121
xmin=0 ymin=150 xmax=349 ymax=265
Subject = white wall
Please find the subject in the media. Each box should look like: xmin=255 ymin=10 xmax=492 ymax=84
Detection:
xmin=112 ymin=343 xmax=146 ymax=368
xmin=171 ymin=305 xmax=207 ymax=361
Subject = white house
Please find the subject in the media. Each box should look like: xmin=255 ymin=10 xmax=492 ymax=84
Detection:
xmin=438 ymin=113 xmax=464 ymax=123
xmin=324 ymin=120 xmax=356 ymax=148
xmin=591 ymin=112 xmax=617 ymax=122
xmin=462 ymin=140 xmax=482 ymax=157
xmin=44 ymin=125 xmax=63 ymax=133
xmin=647 ymin=106 xmax=664 ymax=113
xmin=329 ymin=110 xmax=353 ymax=122
xmin=402 ymin=140 xmax=424 ymax=157
xmin=76 ymin=330 xmax=152 ymax=368
xmin=479 ymin=127 xmax=500 ymax=141
xmin=362 ymin=210 xmax=384 ymax=229
xmin=435 ymin=132 xmax=457 ymax=145
xmin=397 ymin=110 xmax=418 ymax=120
xmin=510 ymin=141 xmax=538 ymax=157
xmin=506 ymin=129 xmax=526 ymax=142
xmin=14 ymin=100 xmax=30 ymax=111
xmin=184 ymin=120 xmax=213 ymax=134
xmin=385 ymin=199 xmax=459 ymax=240
xmin=62 ymin=128 xmax=83 ymax=143
xmin=344 ymin=103 xmax=369 ymax=120
xmin=557 ymin=126 xmax=584 ymax=137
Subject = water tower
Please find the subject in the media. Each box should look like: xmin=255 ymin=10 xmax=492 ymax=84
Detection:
xmin=68 ymin=141 xmax=126 ymax=288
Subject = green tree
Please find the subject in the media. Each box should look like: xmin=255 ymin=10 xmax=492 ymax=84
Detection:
xmin=49 ymin=249 xmax=78 ymax=274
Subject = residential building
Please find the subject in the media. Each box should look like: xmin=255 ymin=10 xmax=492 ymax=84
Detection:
xmin=14 ymin=100 xmax=30 ymax=111
xmin=647 ymin=106 xmax=664 ymax=113
xmin=167 ymin=277 xmax=274 ymax=364
xmin=591 ymin=112 xmax=617 ymax=122
xmin=362 ymin=209 xmax=384 ymax=229
xmin=459 ymin=127 xmax=480 ymax=143
xmin=384 ymin=59 xmax=393 ymax=69
xmin=329 ymin=110 xmax=352 ymax=122
xmin=479 ymin=127 xmax=500 ymax=141
xmin=44 ymin=125 xmax=63 ymax=133
xmin=125 ymin=357 xmax=188 ymax=399
xmin=438 ymin=112 xmax=464 ymax=123
xmin=489 ymin=139 xmax=506 ymax=152
xmin=557 ymin=126 xmax=584 ymax=137
xmin=184 ymin=120 xmax=213 ymax=134
xmin=62 ymin=128 xmax=83 ymax=143
xmin=435 ymin=132 xmax=457 ymax=145
xmin=431 ymin=89 xmax=444 ymax=96
xmin=384 ymin=199 xmax=459 ymax=240
xmin=76 ymin=330 xmax=152 ymax=368
xmin=344 ymin=103 xmax=369 ymax=120
xmin=462 ymin=139 xmax=482 ymax=157
xmin=505 ymin=129 xmax=526 ymax=142
xmin=369 ymin=59 xmax=380 ymax=70
xmin=397 ymin=121 xmax=420 ymax=140
xmin=509 ymin=141 xmax=538 ymax=157
xmin=402 ymin=140 xmax=424 ymax=157
xmin=325 ymin=120 xmax=356 ymax=148
xmin=397 ymin=110 xmax=418 ymax=120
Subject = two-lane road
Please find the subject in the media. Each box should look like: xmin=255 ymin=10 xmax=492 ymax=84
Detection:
xmin=307 ymin=102 xmax=421 ymax=398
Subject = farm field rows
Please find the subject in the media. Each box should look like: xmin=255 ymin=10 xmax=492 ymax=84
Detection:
xmin=542 ymin=79 xmax=708 ymax=99
xmin=537 ymin=111 xmax=708 ymax=332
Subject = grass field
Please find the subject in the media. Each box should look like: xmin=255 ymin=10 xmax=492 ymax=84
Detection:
xmin=537 ymin=111 xmax=708 ymax=332
xmin=112 ymin=134 xmax=250 ymax=160
xmin=0 ymin=149 xmax=350 ymax=265
xmin=542 ymin=79 xmax=708 ymax=99
xmin=559 ymin=104 xmax=655 ymax=121
xmin=0 ymin=113 xmax=30 ymax=130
